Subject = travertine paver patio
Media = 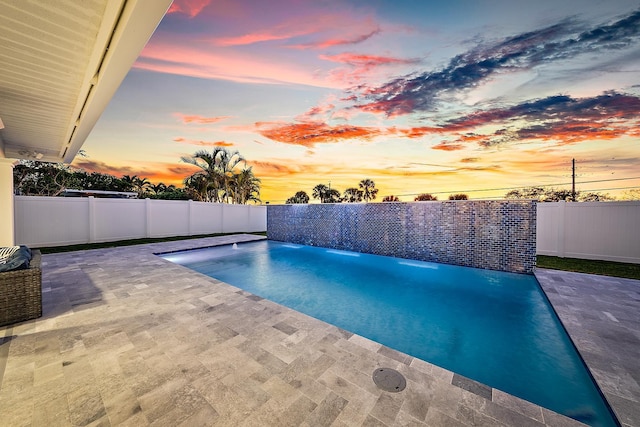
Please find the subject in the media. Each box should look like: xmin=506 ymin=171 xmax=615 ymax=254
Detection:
xmin=0 ymin=234 xmax=628 ymax=426
xmin=535 ymin=269 xmax=640 ymax=427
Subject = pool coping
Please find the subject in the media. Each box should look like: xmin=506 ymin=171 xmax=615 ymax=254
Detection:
xmin=0 ymin=234 xmax=633 ymax=426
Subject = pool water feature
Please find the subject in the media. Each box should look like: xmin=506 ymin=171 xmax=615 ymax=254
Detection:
xmin=161 ymin=240 xmax=618 ymax=427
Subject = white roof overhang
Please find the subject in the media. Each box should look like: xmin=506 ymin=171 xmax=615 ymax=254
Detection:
xmin=0 ymin=0 xmax=172 ymax=163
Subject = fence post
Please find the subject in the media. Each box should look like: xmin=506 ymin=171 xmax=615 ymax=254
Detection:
xmin=145 ymin=198 xmax=151 ymax=238
xmin=220 ymin=203 xmax=225 ymax=233
xmin=557 ymin=200 xmax=566 ymax=258
xmin=88 ymin=196 xmax=96 ymax=243
xmin=188 ymin=199 xmax=193 ymax=236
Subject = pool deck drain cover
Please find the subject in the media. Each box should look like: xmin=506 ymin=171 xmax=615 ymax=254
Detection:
xmin=372 ymin=368 xmax=406 ymax=392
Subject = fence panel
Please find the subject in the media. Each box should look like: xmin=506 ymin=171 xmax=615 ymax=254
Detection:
xmin=190 ymin=202 xmax=223 ymax=234
xmin=147 ymin=199 xmax=190 ymax=238
xmin=93 ymin=198 xmax=146 ymax=242
xmin=14 ymin=196 xmax=89 ymax=247
xmin=537 ymin=201 xmax=640 ymax=264
xmin=14 ymin=196 xmax=266 ymax=247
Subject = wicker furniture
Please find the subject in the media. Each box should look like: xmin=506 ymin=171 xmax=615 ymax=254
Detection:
xmin=0 ymin=250 xmax=42 ymax=327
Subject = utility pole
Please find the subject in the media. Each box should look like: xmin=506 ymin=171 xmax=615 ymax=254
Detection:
xmin=572 ymin=158 xmax=576 ymax=202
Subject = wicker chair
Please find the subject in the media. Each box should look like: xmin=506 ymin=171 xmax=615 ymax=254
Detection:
xmin=0 ymin=250 xmax=42 ymax=327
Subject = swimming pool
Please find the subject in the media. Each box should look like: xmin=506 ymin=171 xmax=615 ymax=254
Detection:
xmin=161 ymin=240 xmax=617 ymax=427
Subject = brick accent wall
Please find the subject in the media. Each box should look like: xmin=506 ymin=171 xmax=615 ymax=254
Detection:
xmin=267 ymin=200 xmax=536 ymax=273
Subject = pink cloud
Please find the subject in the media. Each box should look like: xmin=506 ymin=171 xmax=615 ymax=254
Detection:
xmin=321 ymin=52 xmax=421 ymax=86
xmin=167 ymin=0 xmax=211 ymax=18
xmin=295 ymin=103 xmax=336 ymax=122
xmin=173 ymin=113 xmax=232 ymax=124
xmin=136 ymin=39 xmax=341 ymax=88
xmin=289 ymin=28 xmax=380 ymax=49
xmin=320 ymin=53 xmax=416 ymax=67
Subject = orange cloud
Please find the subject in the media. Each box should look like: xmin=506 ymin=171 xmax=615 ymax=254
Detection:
xmin=174 ymin=113 xmax=231 ymax=124
xmin=173 ymin=137 xmax=234 ymax=147
xmin=400 ymin=126 xmax=447 ymax=138
xmin=167 ymin=0 xmax=211 ymax=18
xmin=432 ymin=142 xmax=465 ymax=151
xmin=256 ymin=121 xmax=385 ymax=147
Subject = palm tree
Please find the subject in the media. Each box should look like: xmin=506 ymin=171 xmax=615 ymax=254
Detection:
xmin=232 ymin=167 xmax=261 ymax=204
xmin=448 ymin=194 xmax=468 ymax=200
xmin=415 ymin=193 xmax=438 ymax=201
xmin=183 ymin=174 xmax=211 ymax=201
xmin=343 ymin=188 xmax=363 ymax=203
xmin=132 ymin=176 xmax=150 ymax=198
xmin=286 ymin=191 xmax=310 ymax=204
xmin=217 ymin=148 xmax=245 ymax=203
xmin=312 ymin=184 xmax=330 ymax=202
xmin=120 ymin=175 xmax=137 ymax=192
xmin=359 ymin=179 xmax=378 ymax=202
xmin=325 ymin=189 xmax=342 ymax=203
xmin=149 ymin=182 xmax=167 ymax=196
xmin=181 ymin=148 xmax=246 ymax=203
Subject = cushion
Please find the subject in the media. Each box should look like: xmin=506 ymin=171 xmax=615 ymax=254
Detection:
xmin=0 ymin=246 xmax=33 ymax=272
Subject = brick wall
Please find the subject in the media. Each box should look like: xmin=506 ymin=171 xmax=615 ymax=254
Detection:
xmin=267 ymin=200 xmax=536 ymax=273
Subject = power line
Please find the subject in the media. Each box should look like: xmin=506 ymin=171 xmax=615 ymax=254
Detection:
xmin=393 ymin=175 xmax=640 ymax=197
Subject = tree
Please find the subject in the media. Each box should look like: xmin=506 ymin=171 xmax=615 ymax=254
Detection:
xmin=231 ymin=167 xmax=261 ymax=204
xmin=181 ymin=147 xmax=254 ymax=203
xmin=120 ymin=175 xmax=137 ymax=192
xmin=325 ymin=188 xmax=342 ymax=203
xmin=621 ymin=189 xmax=640 ymax=200
xmin=132 ymin=176 xmax=150 ymax=198
xmin=578 ymin=192 xmax=614 ymax=202
xmin=13 ymin=161 xmax=76 ymax=196
xmin=342 ymin=188 xmax=363 ymax=203
xmin=505 ymin=186 xmax=613 ymax=202
xmin=359 ymin=179 xmax=378 ymax=202
xmin=449 ymin=194 xmax=468 ymax=200
xmin=183 ymin=174 xmax=211 ymax=202
xmin=312 ymin=184 xmax=341 ymax=203
xmin=149 ymin=182 xmax=167 ymax=196
xmin=382 ymin=195 xmax=400 ymax=202
xmin=286 ymin=191 xmax=310 ymax=204
xmin=414 ymin=193 xmax=437 ymax=201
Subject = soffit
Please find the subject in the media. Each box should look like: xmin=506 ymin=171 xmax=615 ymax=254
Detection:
xmin=0 ymin=0 xmax=171 ymax=163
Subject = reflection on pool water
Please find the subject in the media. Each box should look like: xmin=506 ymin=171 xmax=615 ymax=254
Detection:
xmin=161 ymin=240 xmax=618 ymax=427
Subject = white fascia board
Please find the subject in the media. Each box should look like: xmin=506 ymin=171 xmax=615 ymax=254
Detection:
xmin=62 ymin=0 xmax=172 ymax=163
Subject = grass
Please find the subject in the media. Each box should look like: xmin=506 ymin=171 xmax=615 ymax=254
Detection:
xmin=537 ymin=255 xmax=640 ymax=280
xmin=36 ymin=232 xmax=267 ymax=254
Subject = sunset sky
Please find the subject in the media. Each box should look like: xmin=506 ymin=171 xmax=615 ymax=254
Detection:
xmin=76 ymin=0 xmax=640 ymax=203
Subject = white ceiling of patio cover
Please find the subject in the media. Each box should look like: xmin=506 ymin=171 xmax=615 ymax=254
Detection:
xmin=0 ymin=0 xmax=171 ymax=163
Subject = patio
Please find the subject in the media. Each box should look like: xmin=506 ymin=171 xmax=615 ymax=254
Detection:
xmin=0 ymin=235 xmax=637 ymax=426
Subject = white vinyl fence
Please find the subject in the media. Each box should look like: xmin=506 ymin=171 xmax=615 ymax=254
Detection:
xmin=14 ymin=196 xmax=266 ymax=247
xmin=537 ymin=201 xmax=640 ymax=264
xmin=13 ymin=197 xmax=640 ymax=264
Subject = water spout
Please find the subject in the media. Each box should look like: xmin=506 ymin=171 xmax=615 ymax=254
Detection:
xmin=232 ymin=243 xmax=238 ymax=249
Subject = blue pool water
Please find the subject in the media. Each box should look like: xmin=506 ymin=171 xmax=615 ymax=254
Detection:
xmin=161 ymin=240 xmax=617 ymax=427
